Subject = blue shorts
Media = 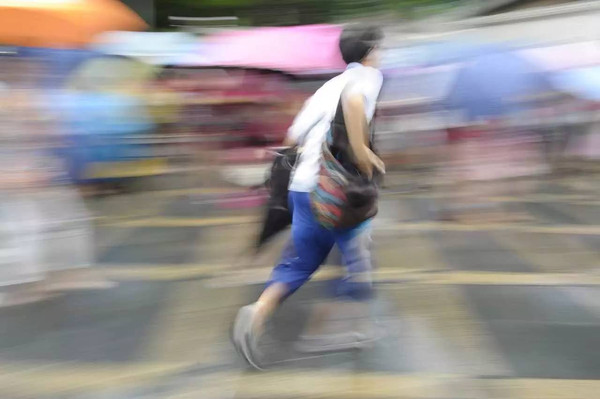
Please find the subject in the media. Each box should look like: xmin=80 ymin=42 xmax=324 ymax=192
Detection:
xmin=266 ymin=191 xmax=374 ymax=301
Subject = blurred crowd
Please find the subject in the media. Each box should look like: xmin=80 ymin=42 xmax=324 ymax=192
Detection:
xmin=0 ymin=16 xmax=599 ymax=304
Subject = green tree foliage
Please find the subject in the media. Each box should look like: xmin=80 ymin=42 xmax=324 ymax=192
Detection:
xmin=155 ymin=0 xmax=460 ymax=29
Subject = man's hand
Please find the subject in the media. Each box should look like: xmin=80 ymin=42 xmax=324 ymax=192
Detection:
xmin=282 ymin=136 xmax=297 ymax=147
xmin=368 ymin=149 xmax=385 ymax=175
xmin=367 ymin=148 xmax=385 ymax=175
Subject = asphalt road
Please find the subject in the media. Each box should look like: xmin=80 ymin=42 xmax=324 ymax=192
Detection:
xmin=0 ymin=175 xmax=599 ymax=398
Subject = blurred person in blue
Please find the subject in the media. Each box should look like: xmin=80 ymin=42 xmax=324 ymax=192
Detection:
xmin=0 ymin=57 xmax=115 ymax=307
xmin=232 ymin=25 xmax=385 ymax=369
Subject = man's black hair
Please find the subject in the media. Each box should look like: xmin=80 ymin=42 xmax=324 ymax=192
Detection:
xmin=339 ymin=25 xmax=383 ymax=65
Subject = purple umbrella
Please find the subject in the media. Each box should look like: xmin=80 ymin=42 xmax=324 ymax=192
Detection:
xmin=445 ymin=49 xmax=554 ymax=121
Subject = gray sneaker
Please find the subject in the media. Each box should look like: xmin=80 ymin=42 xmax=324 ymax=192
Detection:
xmin=295 ymin=326 xmax=385 ymax=354
xmin=294 ymin=332 xmax=359 ymax=353
xmin=232 ymin=304 xmax=265 ymax=370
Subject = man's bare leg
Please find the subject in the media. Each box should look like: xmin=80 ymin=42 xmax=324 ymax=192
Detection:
xmin=253 ymin=282 xmax=288 ymax=335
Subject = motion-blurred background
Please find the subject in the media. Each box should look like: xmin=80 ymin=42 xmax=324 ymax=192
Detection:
xmin=0 ymin=0 xmax=599 ymax=398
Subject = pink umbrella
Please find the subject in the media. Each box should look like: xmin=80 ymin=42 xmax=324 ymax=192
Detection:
xmin=179 ymin=25 xmax=346 ymax=75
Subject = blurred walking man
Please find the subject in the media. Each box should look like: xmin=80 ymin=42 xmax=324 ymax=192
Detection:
xmin=232 ymin=25 xmax=385 ymax=369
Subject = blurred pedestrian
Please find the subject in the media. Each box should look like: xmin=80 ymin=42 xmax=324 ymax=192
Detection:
xmin=232 ymin=25 xmax=385 ymax=369
xmin=0 ymin=58 xmax=54 ymax=305
xmin=0 ymin=58 xmax=115 ymax=306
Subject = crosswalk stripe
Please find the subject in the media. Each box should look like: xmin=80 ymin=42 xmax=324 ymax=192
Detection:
xmin=488 ymin=194 xmax=598 ymax=205
xmin=0 ymin=362 xmax=193 ymax=397
xmin=382 ymin=191 xmax=598 ymax=204
xmin=490 ymin=231 xmax=600 ymax=273
xmin=5 ymin=366 xmax=596 ymax=399
xmin=486 ymin=378 xmax=600 ymax=399
xmin=376 ymin=200 xmax=449 ymax=273
xmin=391 ymin=284 xmax=513 ymax=376
xmin=227 ymin=371 xmax=449 ymax=398
xmin=410 ymin=271 xmax=600 ymax=286
xmin=101 ymin=215 xmax=259 ymax=228
xmin=383 ymin=222 xmax=600 ymax=235
xmin=140 ymin=187 xmax=599 ymax=204
xmin=100 ymin=216 xmax=600 ymax=235
xmin=141 ymin=280 xmax=246 ymax=365
xmin=150 ymin=187 xmax=242 ymax=197
xmin=103 ymin=264 xmax=224 ymax=280
xmin=385 ymin=222 xmax=513 ymax=377
xmin=102 ymin=265 xmax=600 ymax=286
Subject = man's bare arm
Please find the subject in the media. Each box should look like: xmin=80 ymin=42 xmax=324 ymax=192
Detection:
xmin=342 ymin=91 xmax=373 ymax=177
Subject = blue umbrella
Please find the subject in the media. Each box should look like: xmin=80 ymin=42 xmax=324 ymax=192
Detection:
xmin=421 ymin=40 xmax=507 ymax=67
xmin=17 ymin=46 xmax=98 ymax=88
xmin=444 ymin=50 xmax=554 ymax=121
xmin=53 ymin=91 xmax=153 ymax=136
xmin=551 ymin=66 xmax=600 ymax=102
xmin=380 ymin=65 xmax=458 ymax=104
xmin=49 ymin=91 xmax=154 ymax=182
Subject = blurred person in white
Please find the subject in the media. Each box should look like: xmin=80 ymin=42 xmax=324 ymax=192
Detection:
xmin=232 ymin=25 xmax=385 ymax=369
xmin=0 ymin=57 xmax=53 ymax=305
xmin=0 ymin=58 xmax=114 ymax=307
xmin=37 ymin=147 xmax=116 ymax=292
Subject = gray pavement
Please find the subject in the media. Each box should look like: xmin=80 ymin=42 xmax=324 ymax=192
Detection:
xmin=0 ymin=175 xmax=599 ymax=398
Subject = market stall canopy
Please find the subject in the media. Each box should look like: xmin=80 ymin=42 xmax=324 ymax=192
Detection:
xmin=175 ymin=24 xmax=346 ymax=75
xmin=166 ymin=42 xmax=219 ymax=68
xmin=0 ymin=0 xmax=146 ymax=48
xmin=92 ymin=31 xmax=197 ymax=65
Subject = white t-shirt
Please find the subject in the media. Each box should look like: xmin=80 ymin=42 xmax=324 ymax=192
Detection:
xmin=288 ymin=63 xmax=383 ymax=193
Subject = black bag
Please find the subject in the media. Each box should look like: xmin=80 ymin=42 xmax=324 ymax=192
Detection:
xmin=255 ymin=146 xmax=298 ymax=251
xmin=265 ymin=146 xmax=298 ymax=211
